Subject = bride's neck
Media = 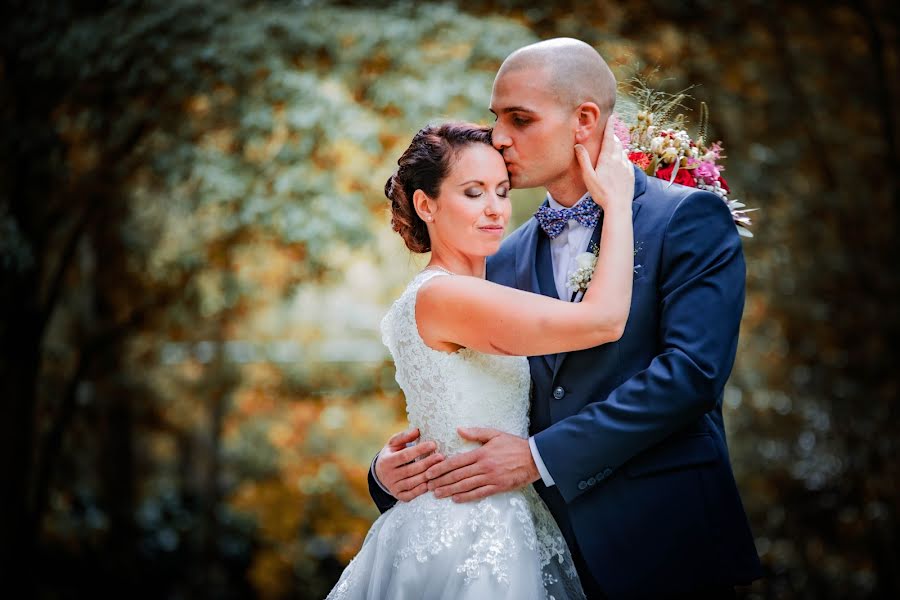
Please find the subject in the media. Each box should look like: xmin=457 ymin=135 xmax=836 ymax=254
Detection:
xmin=427 ymin=249 xmax=486 ymax=279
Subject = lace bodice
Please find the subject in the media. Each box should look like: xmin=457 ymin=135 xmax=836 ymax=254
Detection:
xmin=327 ymin=270 xmax=584 ymax=599
xmin=380 ymin=270 xmax=532 ymax=456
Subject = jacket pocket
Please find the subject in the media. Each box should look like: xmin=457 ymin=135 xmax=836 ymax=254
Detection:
xmin=624 ymin=433 xmax=719 ymax=479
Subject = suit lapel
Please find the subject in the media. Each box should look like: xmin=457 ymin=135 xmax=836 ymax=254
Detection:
xmin=517 ymin=199 xmax=559 ymax=371
xmin=551 ymin=168 xmax=648 ymax=380
xmin=514 ymin=217 xmax=542 ymax=295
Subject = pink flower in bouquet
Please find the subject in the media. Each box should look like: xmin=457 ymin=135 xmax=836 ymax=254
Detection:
xmin=694 ymin=160 xmax=721 ymax=183
xmin=611 ymin=114 xmax=631 ymax=146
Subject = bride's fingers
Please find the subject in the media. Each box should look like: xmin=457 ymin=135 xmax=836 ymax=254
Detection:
xmin=574 ymin=144 xmax=594 ymax=179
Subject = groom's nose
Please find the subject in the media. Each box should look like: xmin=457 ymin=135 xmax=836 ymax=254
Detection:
xmin=492 ymin=126 xmax=512 ymax=151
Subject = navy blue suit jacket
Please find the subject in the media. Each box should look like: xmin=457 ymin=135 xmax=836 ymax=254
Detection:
xmin=369 ymin=167 xmax=762 ymax=597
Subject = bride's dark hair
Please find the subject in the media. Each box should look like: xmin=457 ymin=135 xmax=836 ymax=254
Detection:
xmin=385 ymin=122 xmax=493 ymax=253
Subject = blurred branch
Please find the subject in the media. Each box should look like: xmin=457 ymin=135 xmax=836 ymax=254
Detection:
xmin=38 ymin=202 xmax=97 ymax=335
xmin=766 ymin=4 xmax=837 ymax=190
xmin=854 ymin=0 xmax=900 ymax=249
xmin=29 ymin=268 xmax=193 ymax=540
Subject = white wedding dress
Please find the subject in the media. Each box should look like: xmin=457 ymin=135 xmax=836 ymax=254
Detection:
xmin=327 ymin=270 xmax=585 ymax=600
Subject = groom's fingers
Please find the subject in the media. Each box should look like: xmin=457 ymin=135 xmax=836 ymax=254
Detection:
xmin=451 ymin=485 xmax=500 ymax=504
xmin=396 ymin=481 xmax=429 ymax=502
xmin=457 ymin=426 xmax=502 ymax=443
xmin=387 ymin=428 xmax=421 ymax=449
xmin=384 ymin=441 xmax=437 ymax=468
xmin=426 ymin=462 xmax=482 ymax=491
xmin=394 ymin=452 xmax=444 ymax=481
xmin=433 ymin=475 xmax=492 ymax=499
xmin=424 ymin=449 xmax=479 ymax=481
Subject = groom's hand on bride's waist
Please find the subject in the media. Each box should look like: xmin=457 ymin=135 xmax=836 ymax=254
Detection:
xmin=375 ymin=428 xmax=444 ymax=502
xmin=425 ymin=428 xmax=540 ymax=503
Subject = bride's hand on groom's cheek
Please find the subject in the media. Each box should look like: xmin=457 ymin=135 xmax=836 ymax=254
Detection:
xmin=425 ymin=428 xmax=540 ymax=503
xmin=375 ymin=428 xmax=444 ymax=502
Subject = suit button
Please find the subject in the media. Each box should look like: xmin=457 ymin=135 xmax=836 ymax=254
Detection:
xmin=595 ymin=472 xmax=604 ymax=481
xmin=603 ymin=468 xmax=613 ymax=478
xmin=587 ymin=477 xmax=596 ymax=486
xmin=578 ymin=480 xmax=587 ymax=490
xmin=552 ymin=386 xmax=565 ymax=400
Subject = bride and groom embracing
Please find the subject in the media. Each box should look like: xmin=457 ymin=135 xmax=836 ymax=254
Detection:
xmin=328 ymin=38 xmax=763 ymax=599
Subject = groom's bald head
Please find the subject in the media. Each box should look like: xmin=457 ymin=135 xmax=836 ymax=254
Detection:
xmin=496 ymin=38 xmax=616 ymax=116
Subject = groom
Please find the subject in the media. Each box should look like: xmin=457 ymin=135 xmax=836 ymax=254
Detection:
xmin=369 ymin=38 xmax=762 ymax=598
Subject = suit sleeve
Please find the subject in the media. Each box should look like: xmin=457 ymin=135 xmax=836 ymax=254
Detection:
xmin=533 ymin=190 xmax=747 ymax=503
xmin=368 ymin=454 xmax=398 ymax=514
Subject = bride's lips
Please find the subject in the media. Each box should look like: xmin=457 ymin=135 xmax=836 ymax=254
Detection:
xmin=478 ymin=225 xmax=505 ymax=235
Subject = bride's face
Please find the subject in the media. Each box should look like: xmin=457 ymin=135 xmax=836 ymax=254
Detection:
xmin=420 ymin=143 xmax=511 ymax=258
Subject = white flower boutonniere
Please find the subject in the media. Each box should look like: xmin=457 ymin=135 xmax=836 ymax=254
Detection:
xmin=567 ymin=241 xmax=645 ymax=295
xmin=567 ymin=251 xmax=599 ymax=294
xmin=567 ymin=241 xmax=601 ymax=294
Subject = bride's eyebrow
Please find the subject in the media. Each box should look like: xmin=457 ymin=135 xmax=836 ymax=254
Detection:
xmin=456 ymin=179 xmax=510 ymax=187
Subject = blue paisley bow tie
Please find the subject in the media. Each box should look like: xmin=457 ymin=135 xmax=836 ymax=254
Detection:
xmin=534 ymin=198 xmax=600 ymax=239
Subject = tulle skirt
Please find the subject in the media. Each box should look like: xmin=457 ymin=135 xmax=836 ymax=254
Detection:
xmin=326 ymin=487 xmax=585 ymax=600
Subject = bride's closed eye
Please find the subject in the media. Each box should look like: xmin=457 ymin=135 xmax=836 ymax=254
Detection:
xmin=465 ymin=185 xmax=509 ymax=198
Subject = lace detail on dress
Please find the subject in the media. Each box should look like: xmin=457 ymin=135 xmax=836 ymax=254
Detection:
xmin=328 ymin=271 xmax=585 ymax=600
xmin=380 ymin=270 xmax=531 ymax=457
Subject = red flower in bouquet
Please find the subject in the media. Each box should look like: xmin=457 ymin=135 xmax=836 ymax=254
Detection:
xmin=655 ymin=163 xmax=697 ymax=188
xmin=627 ymin=151 xmax=652 ymax=171
xmin=611 ymin=87 xmax=757 ymax=237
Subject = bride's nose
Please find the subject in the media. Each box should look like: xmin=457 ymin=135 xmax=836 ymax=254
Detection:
xmin=484 ymin=193 xmax=502 ymax=216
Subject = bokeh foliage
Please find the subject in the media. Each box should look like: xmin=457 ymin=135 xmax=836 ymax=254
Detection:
xmin=1 ymin=1 xmax=897 ymax=599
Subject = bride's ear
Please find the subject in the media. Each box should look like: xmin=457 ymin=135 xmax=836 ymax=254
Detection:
xmin=413 ymin=189 xmax=436 ymax=224
xmin=574 ymin=102 xmax=602 ymax=144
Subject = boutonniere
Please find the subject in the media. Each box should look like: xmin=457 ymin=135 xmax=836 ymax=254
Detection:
xmin=567 ymin=243 xmax=600 ymax=295
xmin=568 ymin=241 xmax=644 ymax=296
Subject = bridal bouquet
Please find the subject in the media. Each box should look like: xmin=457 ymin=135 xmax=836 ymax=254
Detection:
xmin=613 ymin=82 xmax=756 ymax=237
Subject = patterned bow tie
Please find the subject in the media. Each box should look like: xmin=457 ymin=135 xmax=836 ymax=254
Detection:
xmin=534 ymin=198 xmax=600 ymax=239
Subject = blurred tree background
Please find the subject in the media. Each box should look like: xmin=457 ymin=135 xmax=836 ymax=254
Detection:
xmin=1 ymin=0 xmax=896 ymax=598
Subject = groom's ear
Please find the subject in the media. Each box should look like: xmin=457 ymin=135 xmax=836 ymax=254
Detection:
xmin=574 ymin=101 xmax=602 ymax=144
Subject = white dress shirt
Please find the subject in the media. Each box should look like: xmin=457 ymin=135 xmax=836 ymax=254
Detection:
xmin=528 ymin=191 xmax=598 ymax=487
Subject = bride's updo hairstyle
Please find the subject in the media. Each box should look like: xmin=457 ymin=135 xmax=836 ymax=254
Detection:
xmin=385 ymin=122 xmax=493 ymax=253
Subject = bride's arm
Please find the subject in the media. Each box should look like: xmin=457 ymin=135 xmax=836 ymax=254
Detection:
xmin=418 ymin=126 xmax=634 ymax=357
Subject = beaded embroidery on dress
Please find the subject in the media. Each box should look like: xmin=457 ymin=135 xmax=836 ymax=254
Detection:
xmin=327 ymin=270 xmax=585 ymax=600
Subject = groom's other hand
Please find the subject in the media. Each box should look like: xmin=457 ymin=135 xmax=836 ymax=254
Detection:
xmin=425 ymin=427 xmax=540 ymax=502
xmin=374 ymin=428 xmax=443 ymax=502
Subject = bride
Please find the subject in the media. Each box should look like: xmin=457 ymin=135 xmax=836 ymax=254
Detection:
xmin=327 ymin=118 xmax=634 ymax=599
